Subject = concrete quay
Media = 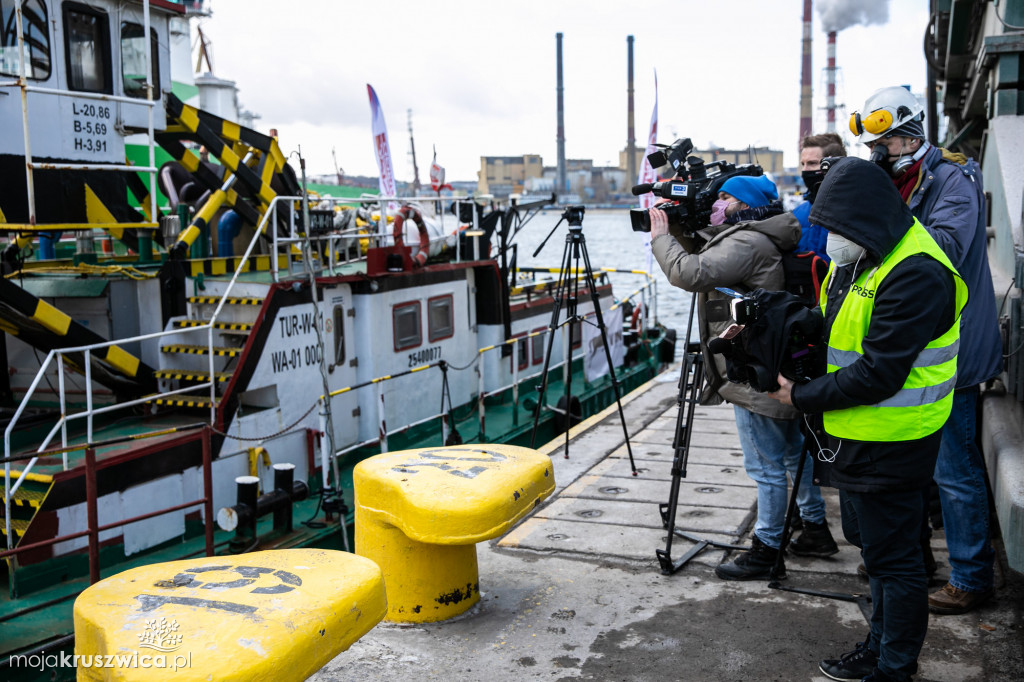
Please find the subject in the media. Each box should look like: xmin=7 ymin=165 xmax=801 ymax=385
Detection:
xmin=315 ymin=366 xmax=1024 ymax=681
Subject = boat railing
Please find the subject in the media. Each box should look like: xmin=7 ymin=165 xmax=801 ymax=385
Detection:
xmin=259 ymin=194 xmax=486 ymax=281
xmin=1 ymin=426 xmax=215 ymax=583
xmin=313 ymin=269 xmax=661 ymax=475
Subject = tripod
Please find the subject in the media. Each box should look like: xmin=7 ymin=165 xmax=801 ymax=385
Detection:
xmin=657 ymin=290 xmax=747 ymax=574
xmin=528 ymin=206 xmax=636 ymax=473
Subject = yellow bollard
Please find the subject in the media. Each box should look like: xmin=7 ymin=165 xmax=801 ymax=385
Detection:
xmin=74 ymin=548 xmax=386 ymax=681
xmin=354 ymin=444 xmax=554 ymax=623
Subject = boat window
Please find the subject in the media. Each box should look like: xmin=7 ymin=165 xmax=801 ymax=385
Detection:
xmin=120 ymin=22 xmax=158 ymax=99
xmin=0 ymin=0 xmax=51 ymax=79
xmin=332 ymin=305 xmax=345 ymax=365
xmin=511 ymin=334 xmax=528 ymax=371
xmin=531 ymin=327 xmax=546 ymax=365
xmin=63 ymin=2 xmax=111 ymax=93
xmin=393 ymin=301 xmax=421 ymax=351
xmin=427 ymin=295 xmax=453 ymax=342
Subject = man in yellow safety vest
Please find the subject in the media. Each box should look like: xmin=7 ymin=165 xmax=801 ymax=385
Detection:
xmin=769 ymin=158 xmax=967 ymax=682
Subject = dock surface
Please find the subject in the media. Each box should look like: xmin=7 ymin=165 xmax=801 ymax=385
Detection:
xmin=315 ymin=366 xmax=1024 ymax=681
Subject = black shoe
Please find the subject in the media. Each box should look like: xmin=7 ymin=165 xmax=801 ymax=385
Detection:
xmin=790 ymin=519 xmax=839 ymax=557
xmin=862 ymin=667 xmax=908 ymax=682
xmin=819 ymin=640 xmax=878 ymax=681
xmin=715 ymin=536 xmax=785 ymax=581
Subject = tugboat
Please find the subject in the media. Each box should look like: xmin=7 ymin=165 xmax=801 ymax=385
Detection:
xmin=0 ymin=0 xmax=673 ymax=671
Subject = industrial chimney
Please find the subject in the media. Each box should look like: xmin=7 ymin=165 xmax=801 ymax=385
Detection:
xmin=826 ymin=30 xmax=837 ymax=132
xmin=556 ymin=32 xmax=566 ymax=198
xmin=799 ymin=0 xmax=813 ymax=152
xmin=627 ymin=35 xmax=637 ymax=184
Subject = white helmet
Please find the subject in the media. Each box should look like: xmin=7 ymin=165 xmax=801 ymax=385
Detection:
xmin=849 ymin=86 xmax=925 ymax=144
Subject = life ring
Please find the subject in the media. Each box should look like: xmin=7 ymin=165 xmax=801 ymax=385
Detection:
xmin=393 ymin=204 xmax=430 ymax=268
xmin=630 ymin=303 xmax=644 ymax=330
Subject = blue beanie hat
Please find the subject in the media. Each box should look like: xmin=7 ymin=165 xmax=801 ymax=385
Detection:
xmin=719 ymin=175 xmax=778 ymax=209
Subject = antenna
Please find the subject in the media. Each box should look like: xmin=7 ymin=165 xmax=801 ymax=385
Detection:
xmin=194 ymin=26 xmax=214 ymax=74
xmin=407 ymin=109 xmax=421 ymax=194
xmin=331 ymin=147 xmax=344 ymax=185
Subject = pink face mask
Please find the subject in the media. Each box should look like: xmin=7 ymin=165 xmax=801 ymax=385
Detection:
xmin=710 ymin=199 xmax=734 ymax=226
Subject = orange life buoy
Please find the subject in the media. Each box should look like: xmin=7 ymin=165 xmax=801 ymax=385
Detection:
xmin=393 ymin=204 xmax=429 ymax=267
xmin=630 ymin=303 xmax=644 ymax=330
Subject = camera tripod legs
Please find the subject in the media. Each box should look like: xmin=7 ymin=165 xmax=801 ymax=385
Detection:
xmin=528 ymin=227 xmax=635 ymax=473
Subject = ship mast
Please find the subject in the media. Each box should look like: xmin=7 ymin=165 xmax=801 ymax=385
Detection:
xmin=407 ymin=109 xmax=421 ymax=194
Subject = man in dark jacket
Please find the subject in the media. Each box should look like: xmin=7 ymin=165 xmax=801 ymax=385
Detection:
xmin=852 ymin=85 xmax=1003 ymax=615
xmin=769 ymin=158 xmax=966 ymax=682
xmin=650 ymin=175 xmax=837 ymax=582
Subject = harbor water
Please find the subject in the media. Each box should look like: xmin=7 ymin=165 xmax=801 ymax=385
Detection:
xmin=517 ymin=208 xmax=697 ymax=352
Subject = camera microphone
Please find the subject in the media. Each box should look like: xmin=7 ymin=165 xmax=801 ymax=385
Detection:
xmin=631 ymin=183 xmax=655 ymax=196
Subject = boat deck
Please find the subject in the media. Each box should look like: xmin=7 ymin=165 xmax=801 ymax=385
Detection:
xmin=316 ymin=366 xmax=1024 ymax=682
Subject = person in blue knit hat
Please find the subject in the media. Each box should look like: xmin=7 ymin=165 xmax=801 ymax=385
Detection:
xmin=719 ymin=175 xmax=778 ymax=210
xmin=648 ymin=166 xmax=838 ymax=583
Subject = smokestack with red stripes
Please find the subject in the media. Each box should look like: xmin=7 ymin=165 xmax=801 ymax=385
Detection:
xmin=627 ymin=35 xmax=636 ymax=184
xmin=826 ymin=30 xmax=837 ymax=132
xmin=799 ymin=0 xmax=813 ymax=153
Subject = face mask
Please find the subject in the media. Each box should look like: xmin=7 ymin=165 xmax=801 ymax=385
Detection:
xmin=802 ymin=170 xmax=826 ymax=202
xmin=710 ymin=199 xmax=735 ymax=226
xmin=826 ymin=232 xmax=867 ymax=267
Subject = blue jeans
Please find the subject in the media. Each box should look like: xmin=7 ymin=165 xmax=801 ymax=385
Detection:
xmin=841 ymin=488 xmax=929 ymax=682
xmin=733 ymin=406 xmax=827 ymax=549
xmin=934 ymin=388 xmax=995 ymax=592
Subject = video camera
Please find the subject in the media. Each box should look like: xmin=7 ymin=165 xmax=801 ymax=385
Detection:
xmin=630 ymin=138 xmax=765 ymax=234
xmin=706 ymin=288 xmax=824 ymax=393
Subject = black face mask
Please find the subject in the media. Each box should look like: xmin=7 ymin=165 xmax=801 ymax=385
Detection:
xmin=802 ymin=170 xmax=827 ymax=202
xmin=868 ymin=145 xmax=892 ymax=174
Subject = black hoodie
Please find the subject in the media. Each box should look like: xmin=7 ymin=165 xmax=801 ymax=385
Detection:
xmin=792 ymin=158 xmax=957 ymax=492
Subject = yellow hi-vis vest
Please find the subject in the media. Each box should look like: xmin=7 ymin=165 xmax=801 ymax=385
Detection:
xmin=819 ymin=218 xmax=968 ymax=441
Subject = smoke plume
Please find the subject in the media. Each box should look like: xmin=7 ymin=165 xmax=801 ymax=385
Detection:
xmin=817 ymin=0 xmax=890 ymax=33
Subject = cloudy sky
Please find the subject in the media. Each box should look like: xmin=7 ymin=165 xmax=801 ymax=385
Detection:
xmin=194 ymin=0 xmax=928 ymax=183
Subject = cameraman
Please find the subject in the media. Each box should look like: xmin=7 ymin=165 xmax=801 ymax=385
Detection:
xmin=769 ymin=158 xmax=966 ymax=682
xmin=649 ymin=174 xmax=838 ymax=581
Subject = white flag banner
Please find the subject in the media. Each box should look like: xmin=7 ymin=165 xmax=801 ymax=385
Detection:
xmin=638 ymin=71 xmax=658 ymax=272
xmin=583 ymin=306 xmax=625 ymax=383
xmin=367 ymin=84 xmax=398 ymax=216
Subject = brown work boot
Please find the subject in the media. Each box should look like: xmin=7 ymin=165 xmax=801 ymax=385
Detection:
xmin=928 ymin=582 xmax=993 ymax=615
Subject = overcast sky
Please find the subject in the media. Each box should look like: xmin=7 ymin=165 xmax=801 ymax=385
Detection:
xmin=195 ymin=0 xmax=928 ymax=183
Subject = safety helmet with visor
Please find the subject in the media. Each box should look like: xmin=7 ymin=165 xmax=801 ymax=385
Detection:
xmin=849 ymin=86 xmax=924 ymax=144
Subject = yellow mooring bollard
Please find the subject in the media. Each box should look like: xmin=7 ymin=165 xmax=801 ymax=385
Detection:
xmin=354 ymin=444 xmax=554 ymax=623
xmin=73 ymin=548 xmax=386 ymax=681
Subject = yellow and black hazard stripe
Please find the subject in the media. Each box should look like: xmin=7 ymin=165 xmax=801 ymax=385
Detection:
xmin=173 ymin=319 xmax=252 ymax=332
xmin=0 ymin=278 xmax=156 ymax=391
xmin=149 ymin=395 xmax=217 ymax=409
xmin=188 ymin=296 xmax=262 ymax=306
xmin=183 ymin=253 xmax=289 ymax=277
xmin=154 ymin=368 xmax=233 ymax=382
xmin=160 ymin=344 xmax=243 ymax=357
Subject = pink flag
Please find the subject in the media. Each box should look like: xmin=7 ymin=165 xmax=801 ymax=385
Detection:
xmin=430 ymin=146 xmax=453 ymax=193
xmin=638 ymin=72 xmax=658 ymax=270
xmin=367 ymin=84 xmax=397 ymax=208
xmin=637 ymin=71 xmax=658 ymax=210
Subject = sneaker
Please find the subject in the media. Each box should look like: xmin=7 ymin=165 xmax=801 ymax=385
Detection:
xmin=928 ymin=582 xmax=994 ymax=615
xmin=715 ymin=536 xmax=785 ymax=581
xmin=818 ymin=640 xmax=877 ymax=681
xmin=789 ymin=519 xmax=839 ymax=557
